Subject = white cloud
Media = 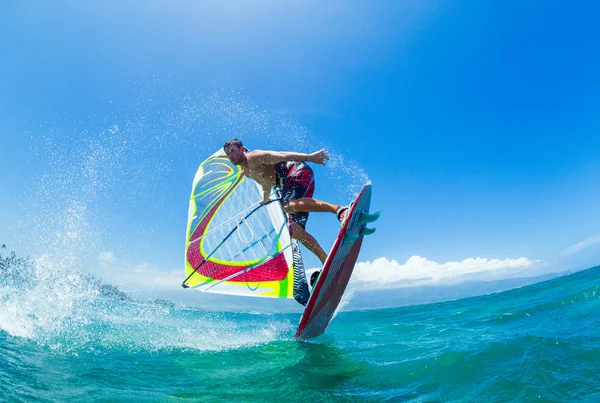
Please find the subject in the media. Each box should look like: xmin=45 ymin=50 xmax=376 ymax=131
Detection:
xmin=99 ymin=251 xmax=115 ymax=263
xmin=99 ymin=255 xmax=547 ymax=297
xmin=105 ymin=262 xmax=182 ymax=293
xmin=349 ymin=255 xmax=545 ymax=289
xmin=561 ymin=235 xmax=600 ymax=257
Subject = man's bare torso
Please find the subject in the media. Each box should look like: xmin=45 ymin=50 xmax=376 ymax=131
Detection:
xmin=243 ymin=152 xmax=278 ymax=189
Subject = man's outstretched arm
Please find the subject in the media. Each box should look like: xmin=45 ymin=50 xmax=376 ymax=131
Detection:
xmin=250 ymin=149 xmax=329 ymax=165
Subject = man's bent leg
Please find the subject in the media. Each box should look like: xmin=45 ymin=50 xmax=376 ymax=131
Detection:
xmin=283 ymin=198 xmax=348 ymax=222
xmin=283 ymin=198 xmax=341 ymax=215
xmin=291 ymin=225 xmax=327 ymax=264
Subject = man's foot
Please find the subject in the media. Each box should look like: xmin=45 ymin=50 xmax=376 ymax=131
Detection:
xmin=310 ymin=270 xmax=321 ymax=288
xmin=336 ymin=205 xmax=349 ymax=223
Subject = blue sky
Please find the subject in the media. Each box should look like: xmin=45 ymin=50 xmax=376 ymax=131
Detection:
xmin=1 ymin=1 xmax=599 ymax=305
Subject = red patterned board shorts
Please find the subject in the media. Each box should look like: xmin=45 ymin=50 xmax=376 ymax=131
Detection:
xmin=276 ymin=161 xmax=315 ymax=229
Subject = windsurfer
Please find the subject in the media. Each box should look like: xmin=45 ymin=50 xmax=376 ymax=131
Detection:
xmin=223 ymin=138 xmax=348 ymax=266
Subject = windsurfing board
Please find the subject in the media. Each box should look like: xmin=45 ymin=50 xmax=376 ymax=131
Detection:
xmin=295 ymin=183 xmax=379 ymax=340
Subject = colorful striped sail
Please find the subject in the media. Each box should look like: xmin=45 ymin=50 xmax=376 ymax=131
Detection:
xmin=184 ymin=149 xmax=298 ymax=298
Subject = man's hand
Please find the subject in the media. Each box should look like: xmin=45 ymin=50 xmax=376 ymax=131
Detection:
xmin=260 ymin=186 xmax=271 ymax=205
xmin=307 ymin=149 xmax=329 ymax=165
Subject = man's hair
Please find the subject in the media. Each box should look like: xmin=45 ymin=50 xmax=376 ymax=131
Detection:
xmin=223 ymin=138 xmax=243 ymax=150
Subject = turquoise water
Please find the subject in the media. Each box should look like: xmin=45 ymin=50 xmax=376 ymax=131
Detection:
xmin=2 ymin=262 xmax=599 ymax=402
xmin=2 ymin=89 xmax=599 ymax=401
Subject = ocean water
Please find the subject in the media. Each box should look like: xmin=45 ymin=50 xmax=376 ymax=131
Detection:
xmin=2 ymin=87 xmax=599 ymax=401
xmin=2 ymin=260 xmax=599 ymax=402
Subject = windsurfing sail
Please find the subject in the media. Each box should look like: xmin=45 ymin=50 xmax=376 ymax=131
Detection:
xmin=183 ymin=149 xmax=301 ymax=299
